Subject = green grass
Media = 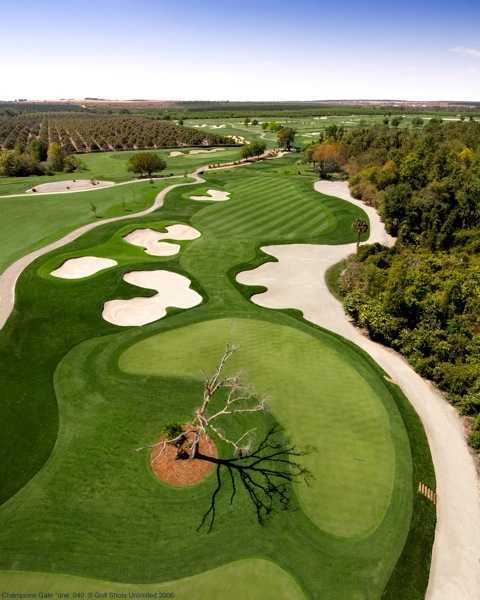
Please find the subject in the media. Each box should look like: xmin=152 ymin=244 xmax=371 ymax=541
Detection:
xmin=325 ymin=259 xmax=347 ymax=301
xmin=120 ymin=318 xmax=404 ymax=538
xmin=0 ymin=180 xmax=176 ymax=274
xmin=0 ymin=560 xmax=304 ymax=598
xmin=0 ymin=147 xmax=241 ymax=196
xmin=0 ymin=156 xmax=434 ymax=598
xmin=183 ymin=114 xmax=444 ymax=147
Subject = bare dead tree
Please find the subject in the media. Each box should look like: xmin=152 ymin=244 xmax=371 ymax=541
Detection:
xmin=137 ymin=345 xmax=312 ymax=531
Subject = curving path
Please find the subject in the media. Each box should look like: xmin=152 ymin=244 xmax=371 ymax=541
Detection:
xmin=0 ymin=151 xmax=287 ymax=329
xmin=236 ymin=180 xmax=480 ymax=600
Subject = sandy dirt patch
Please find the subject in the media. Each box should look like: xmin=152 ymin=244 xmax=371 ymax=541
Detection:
xmin=27 ymin=179 xmax=114 ymax=193
xmin=124 ymin=224 xmax=200 ymax=256
xmin=51 ymin=256 xmax=117 ymax=279
xmin=169 ymin=151 xmax=185 ymax=157
xmin=102 ymin=270 xmax=202 ymax=326
xmin=150 ymin=426 xmax=217 ymax=486
xmin=236 ymin=180 xmax=480 ymax=600
xmin=189 ymin=148 xmax=222 ymax=155
xmin=190 ymin=189 xmax=230 ymax=202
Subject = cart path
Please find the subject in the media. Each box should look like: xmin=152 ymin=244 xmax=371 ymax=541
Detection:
xmin=235 ymin=179 xmax=480 ymax=600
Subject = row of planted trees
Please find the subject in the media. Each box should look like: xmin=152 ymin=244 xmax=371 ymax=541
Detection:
xmin=0 ymin=113 xmax=231 ymax=154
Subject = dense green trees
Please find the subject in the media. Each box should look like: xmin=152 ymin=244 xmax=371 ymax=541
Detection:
xmin=127 ymin=152 xmax=166 ymax=177
xmin=326 ymin=120 xmax=480 ymax=450
xmin=277 ymin=127 xmax=296 ymax=150
xmin=240 ymin=141 xmax=266 ymax=159
xmin=0 ymin=139 xmax=79 ymax=177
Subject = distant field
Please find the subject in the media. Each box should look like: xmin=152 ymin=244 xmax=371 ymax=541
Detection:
xmin=184 ymin=112 xmax=458 ymax=146
xmin=0 ymin=146 xmax=241 ymax=195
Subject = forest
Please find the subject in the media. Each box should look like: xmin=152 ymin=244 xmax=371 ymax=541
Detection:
xmin=306 ymin=119 xmax=480 ymax=450
xmin=0 ymin=113 xmax=229 ymax=153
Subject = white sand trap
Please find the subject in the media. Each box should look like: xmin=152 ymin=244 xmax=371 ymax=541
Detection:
xmin=169 ymin=150 xmax=185 ymax=157
xmin=124 ymin=224 xmax=201 ymax=256
xmin=102 ymin=270 xmax=202 ymax=326
xmin=27 ymin=179 xmax=114 ymax=193
xmin=51 ymin=256 xmax=117 ymax=279
xmin=190 ymin=189 xmax=230 ymax=202
xmin=189 ymin=148 xmax=221 ymax=155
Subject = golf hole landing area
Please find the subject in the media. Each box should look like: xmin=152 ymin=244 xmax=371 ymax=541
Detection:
xmin=102 ymin=270 xmax=202 ymax=326
xmin=119 ymin=317 xmax=412 ymax=540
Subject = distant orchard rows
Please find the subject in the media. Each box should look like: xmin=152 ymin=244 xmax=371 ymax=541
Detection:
xmin=0 ymin=113 xmax=230 ymax=153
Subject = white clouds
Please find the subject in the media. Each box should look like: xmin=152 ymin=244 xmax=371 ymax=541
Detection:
xmin=450 ymin=46 xmax=480 ymax=59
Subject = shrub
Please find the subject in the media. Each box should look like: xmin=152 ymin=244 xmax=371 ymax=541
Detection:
xmin=163 ymin=422 xmax=184 ymax=441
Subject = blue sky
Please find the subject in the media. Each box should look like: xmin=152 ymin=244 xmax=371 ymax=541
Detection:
xmin=1 ymin=0 xmax=479 ymax=101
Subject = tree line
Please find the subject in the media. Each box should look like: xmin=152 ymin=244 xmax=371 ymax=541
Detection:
xmin=304 ymin=119 xmax=480 ymax=450
xmin=0 ymin=140 xmax=80 ymax=177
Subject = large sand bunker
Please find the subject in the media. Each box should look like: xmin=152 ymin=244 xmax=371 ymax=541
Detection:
xmin=123 ymin=224 xmax=201 ymax=256
xmin=51 ymin=256 xmax=118 ymax=279
xmin=27 ymin=179 xmax=114 ymax=193
xmin=102 ymin=270 xmax=202 ymax=326
xmin=169 ymin=148 xmax=221 ymax=157
xmin=190 ymin=189 xmax=230 ymax=202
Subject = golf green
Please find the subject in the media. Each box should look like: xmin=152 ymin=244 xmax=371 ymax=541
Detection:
xmin=120 ymin=317 xmax=404 ymax=538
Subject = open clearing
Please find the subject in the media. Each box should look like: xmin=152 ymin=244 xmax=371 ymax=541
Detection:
xmin=0 ymin=155 xmax=435 ymax=598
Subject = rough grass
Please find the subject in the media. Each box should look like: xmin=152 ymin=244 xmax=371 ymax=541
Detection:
xmin=0 ymin=180 xmax=174 ymax=273
xmin=0 ymin=156 xmax=434 ymax=598
xmin=325 ymin=259 xmax=347 ymax=301
xmin=0 ymin=147 xmax=240 ymax=196
xmin=0 ymin=560 xmax=304 ymax=599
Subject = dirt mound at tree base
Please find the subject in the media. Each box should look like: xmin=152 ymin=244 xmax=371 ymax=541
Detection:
xmin=150 ymin=427 xmax=217 ymax=487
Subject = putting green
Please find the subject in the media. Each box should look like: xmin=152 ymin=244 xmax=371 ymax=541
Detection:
xmin=120 ymin=317 xmax=401 ymax=538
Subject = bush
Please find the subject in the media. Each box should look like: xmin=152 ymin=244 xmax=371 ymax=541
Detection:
xmin=240 ymin=141 xmax=266 ymax=159
xmin=127 ymin=152 xmax=166 ymax=177
xmin=163 ymin=422 xmax=184 ymax=441
xmin=468 ymin=430 xmax=480 ymax=450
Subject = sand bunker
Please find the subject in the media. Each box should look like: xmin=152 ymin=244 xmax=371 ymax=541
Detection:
xmin=123 ymin=224 xmax=201 ymax=256
xmin=102 ymin=270 xmax=202 ymax=326
xmin=189 ymin=148 xmax=221 ymax=155
xmin=169 ymin=148 xmax=221 ymax=157
xmin=51 ymin=256 xmax=117 ymax=279
xmin=190 ymin=189 xmax=230 ymax=202
xmin=28 ymin=179 xmax=114 ymax=193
